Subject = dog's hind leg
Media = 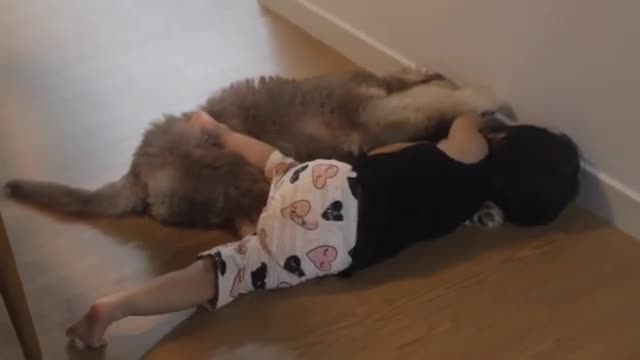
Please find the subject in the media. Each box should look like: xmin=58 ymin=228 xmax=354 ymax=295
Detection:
xmin=380 ymin=66 xmax=460 ymax=93
xmin=144 ymin=151 xmax=268 ymax=229
xmin=347 ymin=67 xmax=453 ymax=97
xmin=361 ymin=84 xmax=500 ymax=148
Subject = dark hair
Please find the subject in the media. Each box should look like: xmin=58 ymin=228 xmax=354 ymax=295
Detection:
xmin=487 ymin=125 xmax=580 ymax=226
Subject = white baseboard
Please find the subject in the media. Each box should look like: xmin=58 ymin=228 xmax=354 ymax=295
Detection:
xmin=577 ymin=162 xmax=640 ymax=239
xmin=258 ymin=0 xmax=416 ymax=73
xmin=259 ymin=0 xmax=640 ymax=240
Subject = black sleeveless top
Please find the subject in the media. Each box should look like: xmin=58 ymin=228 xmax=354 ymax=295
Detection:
xmin=342 ymin=143 xmax=491 ymax=275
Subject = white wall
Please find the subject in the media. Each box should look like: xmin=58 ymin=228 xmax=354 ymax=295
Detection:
xmin=261 ymin=0 xmax=640 ymax=238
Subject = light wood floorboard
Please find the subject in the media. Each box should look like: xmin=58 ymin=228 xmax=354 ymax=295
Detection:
xmin=1 ymin=1 xmax=639 ymax=359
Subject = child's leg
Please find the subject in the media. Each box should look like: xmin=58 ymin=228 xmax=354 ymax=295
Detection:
xmin=66 ymin=257 xmax=217 ymax=348
xmin=190 ymin=111 xmax=278 ymax=179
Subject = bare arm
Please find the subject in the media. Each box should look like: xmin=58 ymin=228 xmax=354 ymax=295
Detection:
xmin=191 ymin=112 xmax=277 ymax=175
xmin=436 ymin=113 xmax=488 ymax=164
xmin=221 ymin=132 xmax=276 ymax=172
xmin=367 ymin=114 xmax=488 ymax=164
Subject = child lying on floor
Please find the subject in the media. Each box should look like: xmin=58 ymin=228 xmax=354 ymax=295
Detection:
xmin=67 ymin=110 xmax=580 ymax=348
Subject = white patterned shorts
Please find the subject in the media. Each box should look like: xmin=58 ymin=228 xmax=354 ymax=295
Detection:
xmin=199 ymin=151 xmax=359 ymax=309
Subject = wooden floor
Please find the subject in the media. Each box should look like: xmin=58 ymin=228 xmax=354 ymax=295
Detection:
xmin=2 ymin=1 xmax=640 ymax=359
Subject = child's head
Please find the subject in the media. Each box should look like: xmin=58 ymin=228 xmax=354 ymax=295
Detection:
xmin=485 ymin=125 xmax=580 ymax=226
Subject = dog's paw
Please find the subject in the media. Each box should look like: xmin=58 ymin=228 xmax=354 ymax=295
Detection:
xmin=393 ymin=65 xmax=433 ymax=82
xmin=469 ymin=202 xmax=505 ymax=230
xmin=456 ymin=87 xmax=502 ymax=114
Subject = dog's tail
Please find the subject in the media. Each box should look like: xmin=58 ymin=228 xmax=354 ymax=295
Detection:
xmin=4 ymin=175 xmax=145 ymax=217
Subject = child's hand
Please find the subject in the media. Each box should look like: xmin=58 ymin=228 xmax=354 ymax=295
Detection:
xmin=190 ymin=111 xmax=230 ymax=136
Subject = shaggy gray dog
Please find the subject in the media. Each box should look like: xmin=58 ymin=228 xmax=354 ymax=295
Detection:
xmin=5 ymin=68 xmax=498 ymax=231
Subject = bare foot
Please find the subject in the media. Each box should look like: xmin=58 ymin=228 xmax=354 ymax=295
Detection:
xmin=66 ymin=300 xmax=120 ymax=348
xmin=189 ymin=111 xmax=229 ymax=135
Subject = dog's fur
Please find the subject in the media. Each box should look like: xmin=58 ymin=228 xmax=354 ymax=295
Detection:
xmin=5 ymin=68 xmax=498 ymax=230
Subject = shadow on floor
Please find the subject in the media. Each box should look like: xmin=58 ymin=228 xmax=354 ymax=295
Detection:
xmin=137 ymin=207 xmax=606 ymax=358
